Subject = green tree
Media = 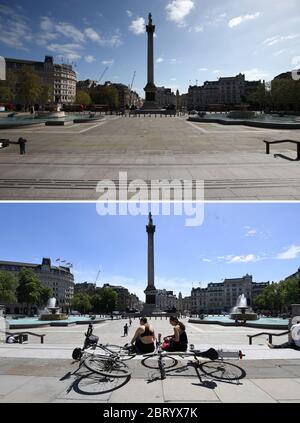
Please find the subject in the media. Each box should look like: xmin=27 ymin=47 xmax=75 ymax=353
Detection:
xmin=248 ymin=84 xmax=270 ymax=111
xmin=16 ymin=66 xmax=42 ymax=106
xmin=0 ymin=82 xmax=13 ymax=103
xmin=39 ymin=85 xmax=54 ymax=106
xmin=0 ymin=271 xmax=18 ymax=304
xmin=90 ymin=294 xmax=102 ymax=313
xmin=99 ymin=288 xmax=118 ymax=313
xmin=16 ymin=269 xmax=51 ymax=313
xmin=71 ymin=293 xmax=92 ymax=314
xmin=76 ymin=90 xmax=92 ymax=106
xmin=90 ymin=85 xmax=119 ymax=109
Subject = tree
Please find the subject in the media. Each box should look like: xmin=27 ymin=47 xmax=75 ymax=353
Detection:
xmin=99 ymin=288 xmax=118 ymax=313
xmin=248 ymin=84 xmax=270 ymax=111
xmin=90 ymin=85 xmax=119 ymax=109
xmin=16 ymin=66 xmax=42 ymax=106
xmin=90 ymin=294 xmax=102 ymax=313
xmin=71 ymin=293 xmax=92 ymax=314
xmin=0 ymin=82 xmax=13 ymax=103
xmin=16 ymin=269 xmax=51 ymax=313
xmin=39 ymin=85 xmax=54 ymax=106
xmin=0 ymin=271 xmax=18 ymax=304
xmin=76 ymin=90 xmax=92 ymax=106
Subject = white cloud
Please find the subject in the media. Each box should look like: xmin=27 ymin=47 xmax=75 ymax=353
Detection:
xmin=226 ymin=254 xmax=260 ymax=264
xmin=194 ymin=25 xmax=204 ymax=33
xmin=263 ymin=34 xmax=300 ymax=47
xmin=292 ymin=56 xmax=300 ymax=67
xmin=129 ymin=17 xmax=145 ymax=35
xmin=213 ymin=69 xmax=221 ymax=74
xmin=0 ymin=5 xmax=32 ymax=50
xmin=47 ymin=43 xmax=83 ymax=60
xmin=170 ymin=58 xmax=178 ymax=64
xmin=277 ymin=245 xmax=300 ymax=260
xmin=228 ymin=12 xmax=260 ymax=28
xmin=84 ymin=55 xmax=95 ymax=63
xmin=166 ymin=0 xmax=195 ymax=26
xmin=202 ymin=259 xmax=212 ymax=263
xmin=156 ymin=57 xmax=164 ymax=63
xmin=102 ymin=59 xmax=114 ymax=66
xmin=84 ymin=27 xmax=101 ymax=43
xmin=55 ymin=22 xmax=85 ymax=43
xmin=198 ymin=67 xmax=208 ymax=71
xmin=242 ymin=68 xmax=271 ymax=80
xmin=245 ymin=229 xmax=257 ymax=237
xmin=126 ymin=10 xmax=133 ymax=18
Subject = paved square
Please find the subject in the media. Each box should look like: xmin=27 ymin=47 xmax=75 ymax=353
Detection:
xmin=0 ymin=116 xmax=300 ymax=200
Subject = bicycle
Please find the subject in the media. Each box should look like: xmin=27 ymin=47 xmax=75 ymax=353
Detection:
xmin=72 ymin=324 xmax=136 ymax=378
xmin=142 ymin=336 xmax=246 ymax=382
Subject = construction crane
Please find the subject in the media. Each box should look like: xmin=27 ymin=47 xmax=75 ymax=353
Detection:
xmin=99 ymin=67 xmax=109 ymax=84
xmin=129 ymin=71 xmax=136 ymax=108
xmin=94 ymin=270 xmax=101 ymax=286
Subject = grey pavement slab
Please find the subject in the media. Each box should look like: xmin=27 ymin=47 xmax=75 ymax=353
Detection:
xmin=109 ymin=379 xmax=164 ymax=403
xmin=0 ymin=376 xmax=71 ymax=403
xmin=213 ymin=379 xmax=276 ymax=403
xmin=251 ymin=378 xmax=300 ymax=401
xmin=0 ymin=116 xmax=300 ymax=200
xmin=0 ymin=375 xmax=33 ymax=396
xmin=162 ymin=377 xmax=219 ymax=402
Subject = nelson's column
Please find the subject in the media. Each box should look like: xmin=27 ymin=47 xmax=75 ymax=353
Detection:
xmin=142 ymin=13 xmax=159 ymax=110
xmin=142 ymin=213 xmax=158 ymax=315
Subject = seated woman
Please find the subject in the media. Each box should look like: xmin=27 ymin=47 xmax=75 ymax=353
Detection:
xmin=130 ymin=318 xmax=156 ymax=354
xmin=162 ymin=316 xmax=188 ymax=352
xmin=268 ymin=320 xmax=300 ymax=350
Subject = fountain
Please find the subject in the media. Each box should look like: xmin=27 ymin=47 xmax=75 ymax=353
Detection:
xmin=39 ymin=297 xmax=67 ymax=321
xmin=36 ymin=104 xmax=66 ymax=119
xmin=230 ymin=294 xmax=258 ymax=322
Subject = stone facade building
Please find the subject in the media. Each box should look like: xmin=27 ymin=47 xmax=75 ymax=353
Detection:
xmin=102 ymin=284 xmax=141 ymax=312
xmin=191 ymin=275 xmax=269 ymax=314
xmin=156 ymin=289 xmax=177 ymax=311
xmin=4 ymin=55 xmax=77 ymax=104
xmin=156 ymin=87 xmax=176 ymax=109
xmin=0 ymin=258 xmax=74 ymax=313
xmin=186 ymin=74 xmax=261 ymax=110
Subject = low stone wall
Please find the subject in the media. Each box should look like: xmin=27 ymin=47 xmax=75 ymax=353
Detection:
xmin=189 ymin=318 xmax=288 ymax=330
xmin=188 ymin=117 xmax=300 ymax=130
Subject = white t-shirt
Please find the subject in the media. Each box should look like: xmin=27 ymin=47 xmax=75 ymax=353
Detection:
xmin=291 ymin=323 xmax=300 ymax=347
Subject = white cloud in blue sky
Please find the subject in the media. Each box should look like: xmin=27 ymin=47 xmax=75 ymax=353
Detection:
xmin=0 ymin=0 xmax=299 ymax=94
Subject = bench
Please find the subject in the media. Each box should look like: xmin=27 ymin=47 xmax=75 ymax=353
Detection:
xmin=4 ymin=331 xmax=46 ymax=344
xmin=264 ymin=139 xmax=300 ymax=161
xmin=247 ymin=331 xmax=290 ymax=345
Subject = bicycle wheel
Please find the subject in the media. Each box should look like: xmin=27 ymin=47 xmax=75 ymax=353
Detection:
xmin=142 ymin=354 xmax=178 ymax=370
xmin=199 ymin=361 xmax=246 ymax=381
xmin=84 ymin=354 xmax=131 ymax=378
xmin=103 ymin=344 xmax=136 ymax=361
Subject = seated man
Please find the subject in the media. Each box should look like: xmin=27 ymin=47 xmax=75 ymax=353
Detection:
xmin=268 ymin=319 xmax=300 ymax=350
xmin=130 ymin=318 xmax=156 ymax=354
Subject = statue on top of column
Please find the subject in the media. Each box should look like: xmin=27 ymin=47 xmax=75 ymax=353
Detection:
xmin=148 ymin=13 xmax=153 ymax=25
xmin=148 ymin=212 xmax=153 ymax=226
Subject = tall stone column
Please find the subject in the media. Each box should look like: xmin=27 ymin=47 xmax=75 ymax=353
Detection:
xmin=143 ymin=13 xmax=159 ymax=109
xmin=143 ymin=213 xmax=158 ymax=315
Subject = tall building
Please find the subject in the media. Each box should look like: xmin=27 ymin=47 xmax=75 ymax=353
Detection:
xmin=4 ymin=55 xmax=77 ymax=104
xmin=191 ymin=275 xmax=269 ymax=314
xmin=0 ymin=258 xmax=74 ymax=313
xmin=74 ymin=282 xmax=97 ymax=295
xmin=102 ymin=284 xmax=141 ymax=312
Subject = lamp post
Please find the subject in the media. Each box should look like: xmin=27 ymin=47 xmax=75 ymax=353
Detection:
xmin=297 ymin=267 xmax=300 ymax=304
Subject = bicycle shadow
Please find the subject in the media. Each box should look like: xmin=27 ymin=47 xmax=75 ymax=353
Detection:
xmin=145 ymin=359 xmax=246 ymax=390
xmin=60 ymin=361 xmax=131 ymax=397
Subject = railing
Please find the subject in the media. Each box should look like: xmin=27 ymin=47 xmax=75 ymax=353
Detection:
xmin=247 ymin=331 xmax=289 ymax=345
xmin=264 ymin=140 xmax=300 ymax=161
xmin=4 ymin=331 xmax=46 ymax=344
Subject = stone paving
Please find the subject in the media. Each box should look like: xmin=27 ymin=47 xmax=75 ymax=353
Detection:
xmin=0 ymin=116 xmax=300 ymax=200
xmin=1 ymin=318 xmax=300 ymax=403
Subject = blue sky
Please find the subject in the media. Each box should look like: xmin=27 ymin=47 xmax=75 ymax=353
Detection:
xmin=0 ymin=203 xmax=299 ymax=300
xmin=0 ymin=0 xmax=300 ymax=97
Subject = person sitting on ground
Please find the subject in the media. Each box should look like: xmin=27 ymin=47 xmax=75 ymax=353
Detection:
xmin=161 ymin=316 xmax=188 ymax=352
xmin=268 ymin=319 xmax=300 ymax=350
xmin=130 ymin=317 xmax=156 ymax=354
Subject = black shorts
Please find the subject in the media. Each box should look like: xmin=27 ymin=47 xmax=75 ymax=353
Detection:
xmin=135 ymin=338 xmax=155 ymax=354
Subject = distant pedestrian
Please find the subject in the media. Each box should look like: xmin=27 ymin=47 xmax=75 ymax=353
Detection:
xmin=129 ymin=318 xmax=132 ymax=326
xmin=124 ymin=323 xmax=129 ymax=337
xmin=18 ymin=137 xmax=27 ymax=155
